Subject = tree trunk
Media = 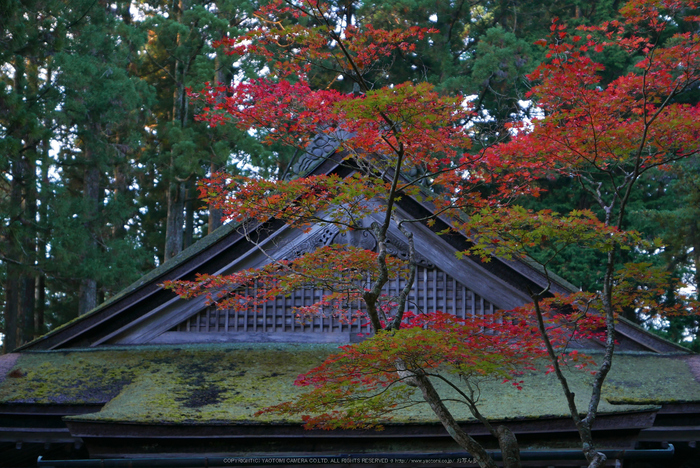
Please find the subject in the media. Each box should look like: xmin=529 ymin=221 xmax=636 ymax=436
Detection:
xmin=4 ymin=147 xmax=23 ymax=352
xmin=113 ymin=163 xmax=129 ymax=240
xmin=3 ymin=53 xmax=38 ymax=350
xmin=163 ymin=0 xmax=189 ymax=260
xmin=3 ymin=275 xmax=19 ymax=353
xmin=33 ymin=66 xmax=52 ymax=338
xmin=164 ymin=180 xmax=187 ymax=261
xmin=496 ymin=426 xmax=521 ymax=468
xmin=208 ymin=55 xmax=229 ymax=235
xmin=208 ymin=198 xmax=223 ymax=234
xmin=693 ymin=234 xmax=700 ymax=302
xmin=172 ymin=0 xmax=187 ymax=128
xmin=20 ymin=151 xmax=37 ymax=344
xmin=15 ymin=149 xmax=37 ymax=344
xmin=20 ymin=277 xmax=36 ymax=344
xmin=78 ymin=279 xmax=98 ymax=316
xmin=78 ymin=153 xmax=100 ymax=315
xmin=184 ymin=181 xmax=195 ymax=249
xmin=35 ymin=275 xmax=45 ymax=339
xmin=18 ymin=54 xmax=40 ymax=343
xmin=208 ymin=161 xmax=223 ymax=234
xmin=413 ymin=373 xmax=499 ymax=468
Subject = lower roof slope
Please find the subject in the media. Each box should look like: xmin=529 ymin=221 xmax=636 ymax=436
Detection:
xmin=1 ymin=343 xmax=698 ymax=425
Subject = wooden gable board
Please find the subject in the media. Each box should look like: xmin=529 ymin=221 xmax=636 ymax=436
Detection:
xmin=100 ymin=223 xmax=331 ymax=345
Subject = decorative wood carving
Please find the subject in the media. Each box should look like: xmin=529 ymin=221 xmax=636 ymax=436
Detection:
xmin=284 ymin=225 xmax=435 ymax=269
xmin=384 ymin=232 xmax=436 ymax=269
xmin=285 ymin=132 xmax=349 ymax=179
xmin=283 ymin=225 xmax=340 ymax=261
xmin=332 ymin=229 xmax=378 ymax=251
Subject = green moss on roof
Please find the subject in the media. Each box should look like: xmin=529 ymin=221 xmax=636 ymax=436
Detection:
xmin=66 ymin=344 xmax=331 ymax=424
xmin=2 ymin=344 xmax=699 ymax=425
xmin=0 ymin=344 xmax=335 ymax=423
xmin=394 ymin=357 xmax=666 ymax=423
xmin=603 ymin=354 xmax=700 ymax=404
xmin=0 ymin=350 xmax=138 ymax=404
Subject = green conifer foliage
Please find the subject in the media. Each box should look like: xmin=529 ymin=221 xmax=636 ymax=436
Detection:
xmin=135 ymin=0 xmax=289 ymax=263
xmin=1 ymin=0 xmax=63 ymax=351
xmin=50 ymin=1 xmax=155 ymax=317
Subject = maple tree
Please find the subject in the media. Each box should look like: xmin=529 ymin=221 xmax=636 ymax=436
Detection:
xmin=165 ymin=1 xmax=700 ymax=467
xmin=466 ymin=1 xmax=700 ymax=464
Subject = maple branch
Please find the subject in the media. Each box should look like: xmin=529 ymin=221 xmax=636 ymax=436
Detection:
xmin=232 ymin=222 xmax=366 ymax=299
xmin=388 ymin=218 xmax=416 ymax=330
xmin=458 ymin=377 xmax=522 ymax=468
xmin=638 ymin=149 xmax=700 ymax=175
xmin=396 ymin=147 xmax=487 ymax=194
xmin=617 ymin=43 xmax=682 ymax=229
xmin=326 ymin=26 xmax=406 ymax=142
xmin=363 ymin=222 xmax=387 ymax=332
xmin=327 ymin=30 xmax=369 ymax=91
xmin=281 ymin=0 xmax=312 ymax=17
xmin=428 ymin=373 xmax=499 ymax=437
xmin=363 ymin=135 xmax=409 ymax=332
xmin=561 ymin=297 xmax=597 ymax=352
xmin=530 ymin=289 xmax=608 ymax=467
xmin=570 ymin=156 xmax=624 ymax=226
xmin=580 ymin=251 xmax=617 ymax=468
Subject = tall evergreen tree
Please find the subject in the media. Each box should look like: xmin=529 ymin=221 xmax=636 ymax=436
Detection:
xmin=48 ymin=0 xmax=155 ymax=317
xmin=0 ymin=0 xmax=63 ymax=351
xmin=1 ymin=0 xmax=280 ymax=349
xmin=136 ymin=0 xmax=283 ymax=263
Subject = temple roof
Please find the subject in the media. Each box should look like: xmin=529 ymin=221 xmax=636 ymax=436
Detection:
xmin=2 ymin=344 xmax=698 ymax=425
xmin=1 ymin=130 xmax=698 ymax=465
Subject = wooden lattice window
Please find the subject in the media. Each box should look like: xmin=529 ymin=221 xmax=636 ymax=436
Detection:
xmin=169 ymin=266 xmax=496 ymax=335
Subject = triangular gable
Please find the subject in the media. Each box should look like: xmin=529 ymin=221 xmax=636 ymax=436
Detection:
xmin=16 ymin=144 xmax=346 ymax=352
xmin=17 ymin=140 xmax=688 ymax=354
xmin=98 ymin=219 xmax=516 ymax=346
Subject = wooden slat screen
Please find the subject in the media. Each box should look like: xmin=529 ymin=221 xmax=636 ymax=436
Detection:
xmin=170 ymin=266 xmax=496 ymax=335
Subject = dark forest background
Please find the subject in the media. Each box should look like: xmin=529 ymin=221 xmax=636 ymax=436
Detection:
xmin=2 ymin=0 xmax=699 ymax=352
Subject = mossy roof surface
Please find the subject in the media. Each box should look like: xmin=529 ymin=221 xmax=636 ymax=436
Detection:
xmin=1 ymin=344 xmax=699 ymax=425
